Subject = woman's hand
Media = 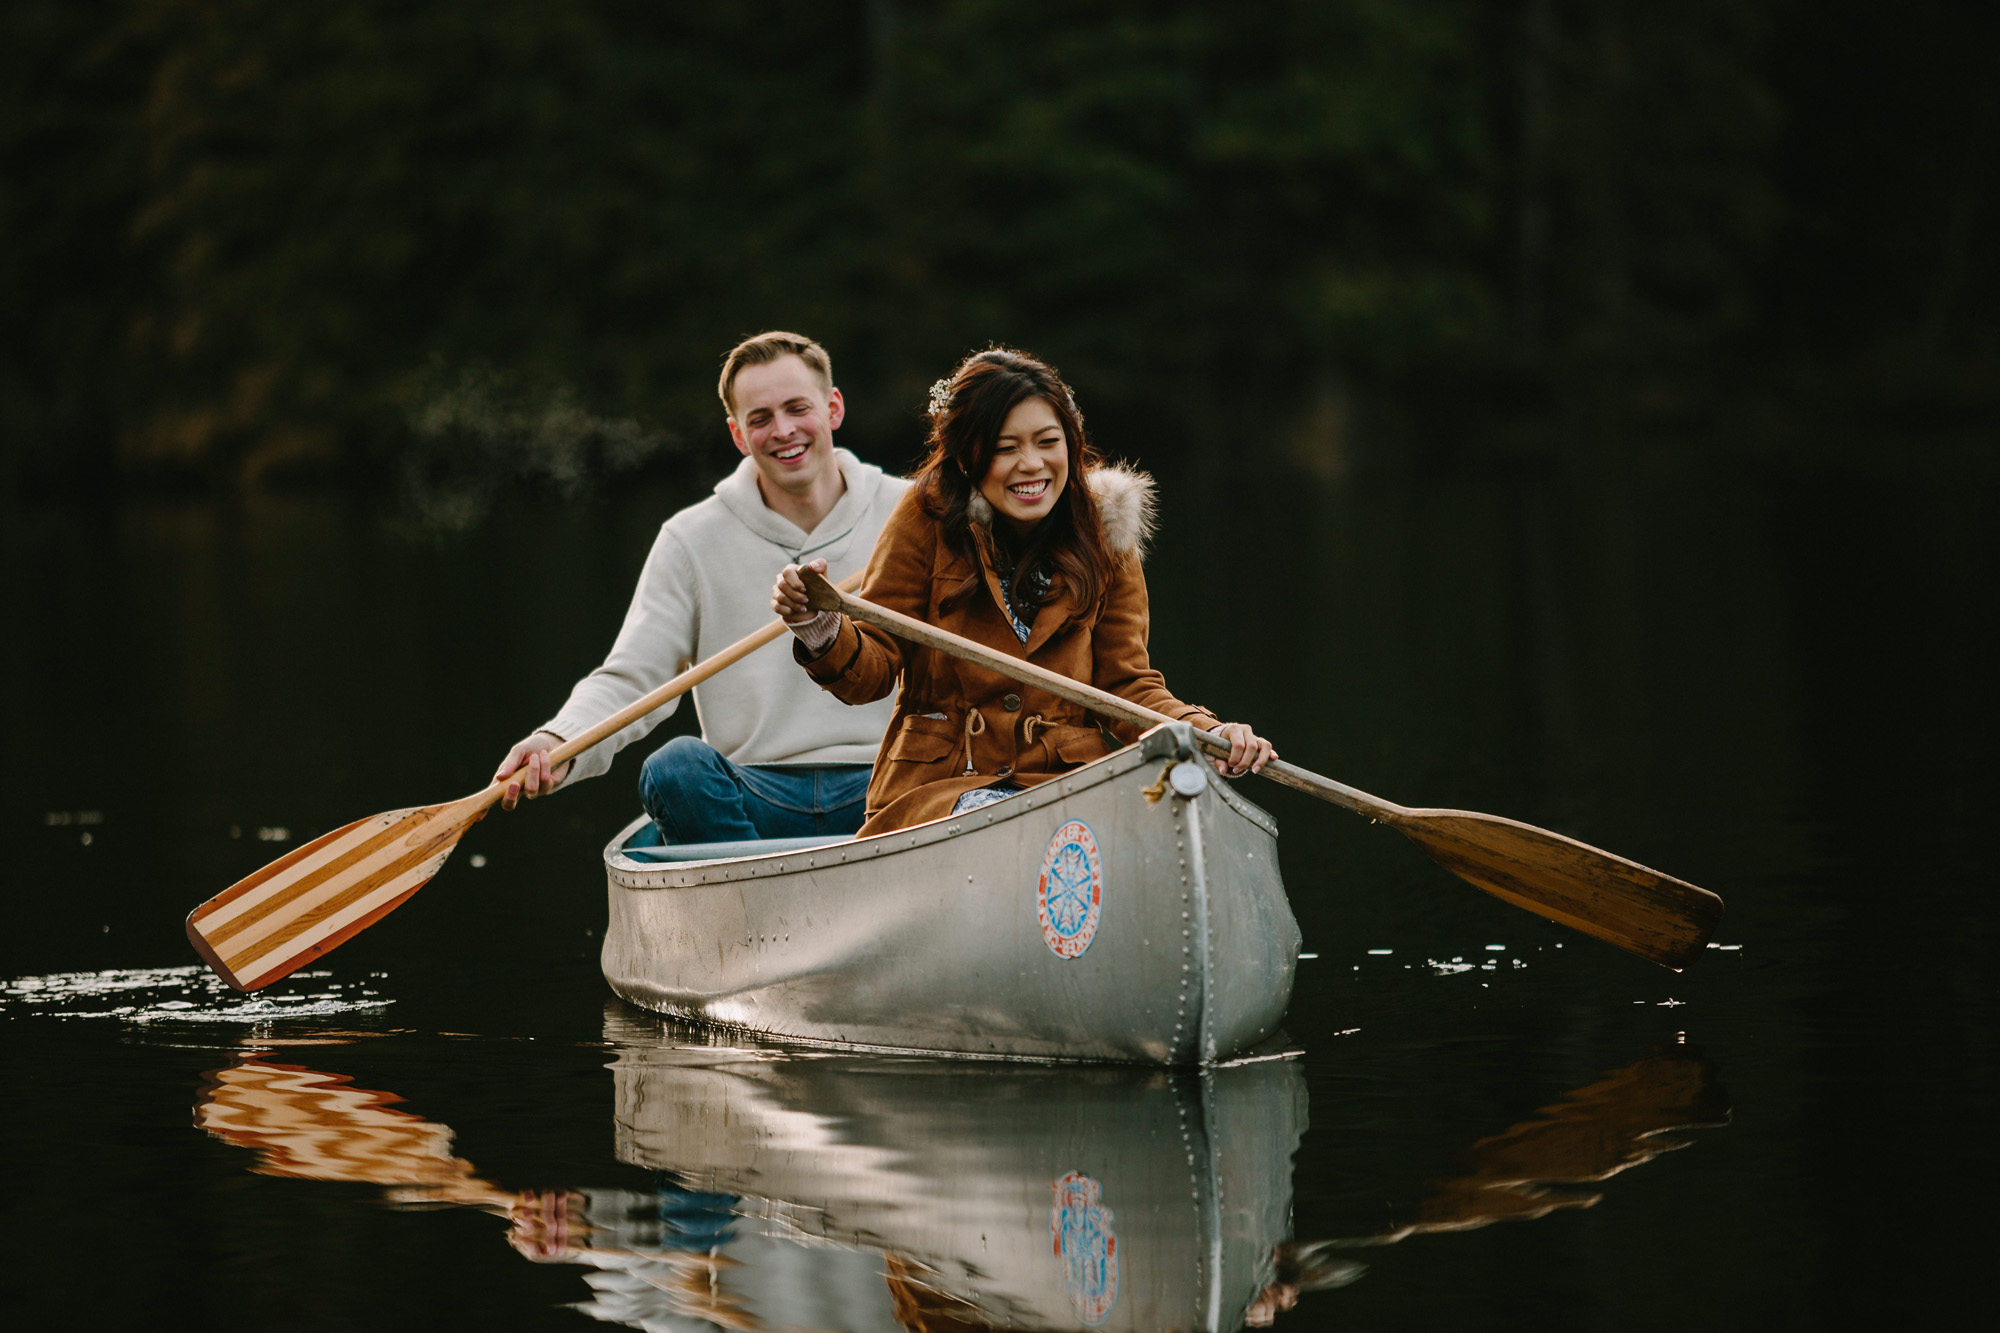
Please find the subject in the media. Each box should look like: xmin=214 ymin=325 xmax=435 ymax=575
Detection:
xmin=493 ymin=730 xmax=572 ymax=811
xmin=772 ymin=557 xmax=829 ymax=623
xmin=1210 ymin=722 xmax=1275 ymax=779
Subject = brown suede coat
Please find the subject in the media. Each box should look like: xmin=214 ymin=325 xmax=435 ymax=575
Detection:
xmin=800 ymin=466 xmax=1220 ymax=835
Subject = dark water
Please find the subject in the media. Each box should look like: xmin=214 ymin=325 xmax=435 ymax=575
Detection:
xmin=4 ymin=450 xmax=1995 ymax=1330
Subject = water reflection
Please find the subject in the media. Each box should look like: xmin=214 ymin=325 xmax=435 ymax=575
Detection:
xmin=1356 ymin=1049 xmax=1728 ymax=1243
xmin=596 ymin=1007 xmax=1305 ymax=1331
xmin=196 ymin=1059 xmax=517 ymax=1211
xmin=193 ymin=1013 xmax=1727 ymax=1331
xmin=1265 ymin=1048 xmax=1730 ymax=1323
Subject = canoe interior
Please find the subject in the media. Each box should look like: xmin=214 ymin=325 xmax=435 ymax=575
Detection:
xmin=621 ymin=827 xmax=851 ymax=864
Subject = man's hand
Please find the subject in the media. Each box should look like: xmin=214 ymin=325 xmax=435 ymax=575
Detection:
xmin=772 ymin=557 xmax=830 ymax=623
xmin=494 ymin=731 xmax=572 ymax=811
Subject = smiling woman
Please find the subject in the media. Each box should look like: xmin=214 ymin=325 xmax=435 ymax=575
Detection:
xmin=978 ymin=396 xmax=1070 ymax=536
xmin=772 ymin=347 xmax=1275 ymax=835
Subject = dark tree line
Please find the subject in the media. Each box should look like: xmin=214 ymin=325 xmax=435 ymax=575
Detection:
xmin=3 ymin=1 xmax=1995 ymax=494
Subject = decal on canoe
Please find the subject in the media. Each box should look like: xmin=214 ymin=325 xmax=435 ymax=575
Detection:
xmin=1037 ymin=819 xmax=1104 ymax=959
xmin=1052 ymin=1171 xmax=1119 ymax=1326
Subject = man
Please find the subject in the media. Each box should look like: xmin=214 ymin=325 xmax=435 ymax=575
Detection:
xmin=493 ymin=332 xmax=906 ymax=843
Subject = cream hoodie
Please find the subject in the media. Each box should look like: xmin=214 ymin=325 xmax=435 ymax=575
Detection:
xmin=544 ymin=448 xmax=908 ymax=784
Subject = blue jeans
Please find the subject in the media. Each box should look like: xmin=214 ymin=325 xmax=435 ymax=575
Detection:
xmin=638 ymin=735 xmax=871 ymax=845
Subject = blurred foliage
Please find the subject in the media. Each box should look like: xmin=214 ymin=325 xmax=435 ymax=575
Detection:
xmin=1 ymin=0 xmax=1995 ymax=496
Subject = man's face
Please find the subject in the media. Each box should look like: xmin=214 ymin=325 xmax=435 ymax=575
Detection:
xmin=727 ymin=355 xmax=845 ymax=498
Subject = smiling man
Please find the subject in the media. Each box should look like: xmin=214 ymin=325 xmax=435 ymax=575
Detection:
xmin=493 ymin=331 xmax=907 ymax=844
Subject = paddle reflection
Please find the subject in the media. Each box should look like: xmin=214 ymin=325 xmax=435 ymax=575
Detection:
xmin=193 ymin=1021 xmax=1725 ymax=1331
xmin=1253 ymin=1046 xmax=1731 ymax=1325
xmin=195 ymin=1059 xmax=516 ymax=1210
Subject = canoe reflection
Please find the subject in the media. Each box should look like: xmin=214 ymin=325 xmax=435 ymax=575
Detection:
xmin=192 ymin=1021 xmax=1725 ymax=1331
xmin=598 ymin=1006 xmax=1306 ymax=1331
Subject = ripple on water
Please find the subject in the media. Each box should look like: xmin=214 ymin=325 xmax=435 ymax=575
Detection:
xmin=0 ymin=965 xmax=391 ymax=1023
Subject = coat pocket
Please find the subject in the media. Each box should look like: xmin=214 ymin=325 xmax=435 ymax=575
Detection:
xmin=887 ymin=714 xmax=957 ymax=764
xmin=1049 ymin=725 xmax=1109 ymax=766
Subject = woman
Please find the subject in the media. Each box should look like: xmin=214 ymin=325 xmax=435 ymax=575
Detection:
xmin=772 ymin=347 xmax=1273 ymax=836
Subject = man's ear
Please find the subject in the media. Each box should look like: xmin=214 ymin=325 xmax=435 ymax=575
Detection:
xmin=726 ymin=415 xmax=751 ymax=456
xmin=825 ymin=388 xmax=845 ymax=432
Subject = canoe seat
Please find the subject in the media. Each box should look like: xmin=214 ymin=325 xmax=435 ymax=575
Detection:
xmin=622 ymin=834 xmax=852 ymax=864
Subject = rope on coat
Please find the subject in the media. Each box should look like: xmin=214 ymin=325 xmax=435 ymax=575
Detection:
xmin=960 ymin=709 xmax=987 ymax=775
xmin=1022 ymin=712 xmax=1049 ymax=748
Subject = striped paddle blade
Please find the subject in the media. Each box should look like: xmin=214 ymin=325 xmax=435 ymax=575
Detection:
xmin=186 ymin=795 xmax=484 ymax=992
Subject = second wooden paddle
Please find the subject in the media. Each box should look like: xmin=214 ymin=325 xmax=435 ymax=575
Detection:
xmin=800 ymin=567 xmax=1723 ymax=969
xmin=186 ymin=572 xmax=866 ymax=993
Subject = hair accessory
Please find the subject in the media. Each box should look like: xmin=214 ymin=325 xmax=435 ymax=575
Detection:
xmin=926 ymin=377 xmax=955 ymax=418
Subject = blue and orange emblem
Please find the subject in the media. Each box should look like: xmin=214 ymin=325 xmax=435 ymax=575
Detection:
xmin=1037 ymin=819 xmax=1104 ymax=959
xmin=1052 ymin=1171 xmax=1119 ymax=1325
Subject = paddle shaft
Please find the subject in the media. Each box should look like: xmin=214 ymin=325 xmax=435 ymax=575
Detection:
xmin=800 ymin=570 xmax=1403 ymax=818
xmin=479 ymin=569 xmax=870 ymax=812
xmin=801 ymin=568 xmax=1723 ymax=969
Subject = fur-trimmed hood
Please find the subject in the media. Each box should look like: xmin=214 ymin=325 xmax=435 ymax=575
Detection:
xmin=964 ymin=462 xmax=1157 ymax=557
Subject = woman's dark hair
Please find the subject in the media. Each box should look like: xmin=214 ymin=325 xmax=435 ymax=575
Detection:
xmin=914 ymin=348 xmax=1115 ymax=618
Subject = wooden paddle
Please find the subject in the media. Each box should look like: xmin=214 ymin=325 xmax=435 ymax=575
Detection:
xmin=800 ymin=568 xmax=1723 ymax=969
xmin=186 ymin=572 xmax=866 ymax=993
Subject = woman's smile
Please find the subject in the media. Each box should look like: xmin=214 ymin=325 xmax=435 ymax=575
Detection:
xmin=980 ymin=397 xmax=1069 ymax=534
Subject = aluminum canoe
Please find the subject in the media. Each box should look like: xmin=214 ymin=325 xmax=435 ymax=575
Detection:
xmin=599 ymin=723 xmax=1301 ymax=1063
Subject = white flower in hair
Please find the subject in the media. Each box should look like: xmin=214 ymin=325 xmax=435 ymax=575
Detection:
xmin=926 ymin=377 xmax=955 ymax=418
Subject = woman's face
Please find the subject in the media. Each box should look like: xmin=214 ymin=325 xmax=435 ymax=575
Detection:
xmin=977 ymin=396 xmax=1068 ymax=536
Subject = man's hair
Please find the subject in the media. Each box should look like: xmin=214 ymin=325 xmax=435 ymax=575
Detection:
xmin=717 ymin=331 xmax=834 ymax=414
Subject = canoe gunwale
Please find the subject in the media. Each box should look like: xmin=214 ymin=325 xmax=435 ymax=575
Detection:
xmin=602 ymin=723 xmax=1277 ymax=891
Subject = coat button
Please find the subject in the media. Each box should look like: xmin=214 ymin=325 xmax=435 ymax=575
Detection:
xmin=1002 ymin=693 xmax=1022 ymax=711
xmin=996 ymin=765 xmax=1014 ymax=779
